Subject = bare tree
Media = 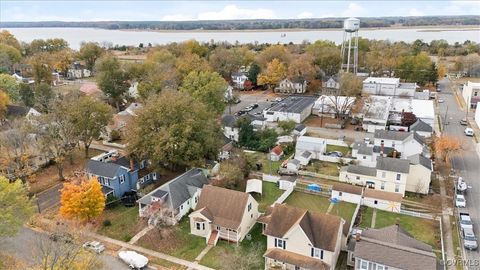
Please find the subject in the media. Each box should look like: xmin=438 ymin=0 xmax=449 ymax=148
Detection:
xmin=220 ymin=242 xmax=264 ymax=270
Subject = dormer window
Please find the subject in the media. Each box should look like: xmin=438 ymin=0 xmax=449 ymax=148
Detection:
xmin=274 ymin=238 xmax=286 ymax=249
xmin=311 ymin=247 xmax=324 ymax=259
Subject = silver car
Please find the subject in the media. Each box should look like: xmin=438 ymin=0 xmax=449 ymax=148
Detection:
xmin=83 ymin=241 xmax=105 ymax=254
xmin=462 ymin=228 xmax=478 ymax=250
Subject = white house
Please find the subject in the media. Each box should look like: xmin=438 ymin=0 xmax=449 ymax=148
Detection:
xmin=269 ymin=145 xmax=284 ymax=161
xmin=295 ymin=136 xmax=328 ymax=160
xmin=286 ymin=159 xmax=301 ymax=172
xmin=259 ymin=204 xmax=345 ymax=270
xmin=275 ymin=77 xmax=307 ymax=94
xmin=362 ymin=189 xmax=402 ymax=212
xmin=221 ymin=115 xmax=239 ymax=142
xmin=322 ymin=76 xmax=340 ymax=91
xmin=388 ymin=98 xmax=435 ymax=128
xmin=231 ymin=72 xmax=248 ymax=89
xmin=461 ymin=81 xmax=480 ymax=109
xmin=331 ymin=183 xmax=363 ymax=204
xmin=362 ymin=77 xmax=417 ymax=97
xmin=189 ymin=185 xmax=259 ymax=245
xmin=406 ymin=154 xmax=432 ymax=194
xmin=373 ymin=130 xmax=428 ymax=158
xmin=263 ymin=96 xmax=316 ymax=123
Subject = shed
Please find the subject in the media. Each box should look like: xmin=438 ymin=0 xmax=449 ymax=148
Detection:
xmin=278 ymin=176 xmax=297 ymax=190
xmin=363 ymin=189 xmax=402 ymax=212
xmin=269 ymin=145 xmax=284 ymax=161
xmin=245 ymin=179 xmax=263 ymax=195
xmin=331 ymin=183 xmax=363 ymax=204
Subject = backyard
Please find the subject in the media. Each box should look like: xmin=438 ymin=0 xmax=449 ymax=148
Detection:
xmin=304 ymin=160 xmax=340 ymax=176
xmin=326 ymin=144 xmax=351 ymax=156
xmin=284 ymin=191 xmax=357 ymax=223
xmin=246 ymin=151 xmax=289 ymax=175
xmin=200 ymin=224 xmax=266 ymax=270
xmin=96 ymin=204 xmax=144 ymax=242
xmin=253 ymin=181 xmax=285 ymax=212
xmin=136 ymin=218 xmax=207 ymax=261
xmin=358 ymin=207 xmax=441 ymax=252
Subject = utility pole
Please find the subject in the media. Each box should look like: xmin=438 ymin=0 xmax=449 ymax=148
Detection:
xmin=443 ymin=105 xmax=449 ymax=131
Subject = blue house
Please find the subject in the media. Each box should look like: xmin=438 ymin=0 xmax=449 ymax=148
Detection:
xmin=86 ymin=150 xmax=157 ymax=198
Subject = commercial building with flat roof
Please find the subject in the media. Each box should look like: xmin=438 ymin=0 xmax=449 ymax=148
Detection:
xmin=263 ymin=96 xmax=317 ymax=123
xmin=363 ymin=77 xmax=417 ymax=97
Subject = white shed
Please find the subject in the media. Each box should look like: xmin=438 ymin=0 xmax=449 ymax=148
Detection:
xmin=331 ymin=183 xmax=363 ymax=204
xmin=246 ymin=179 xmax=263 ymax=195
xmin=278 ymin=176 xmax=297 ymax=190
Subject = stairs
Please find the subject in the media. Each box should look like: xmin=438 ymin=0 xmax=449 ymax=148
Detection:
xmin=208 ymin=230 xmax=219 ymax=246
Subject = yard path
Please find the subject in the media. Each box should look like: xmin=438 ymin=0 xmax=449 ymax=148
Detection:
xmin=194 ymin=245 xmax=213 ymax=262
xmin=438 ymin=174 xmax=456 ymax=270
xmin=128 ymin=225 xmax=154 ymax=245
xmin=371 ymin=209 xmax=377 ymax=228
xmin=326 ymin=203 xmax=334 ymax=214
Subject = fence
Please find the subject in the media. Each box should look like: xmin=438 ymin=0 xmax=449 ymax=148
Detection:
xmin=272 ymin=186 xmax=294 ymax=206
xmin=399 ymin=209 xmax=435 ymax=220
xmin=298 ymin=170 xmax=339 ymax=181
xmin=262 ymin=173 xmax=280 ymax=183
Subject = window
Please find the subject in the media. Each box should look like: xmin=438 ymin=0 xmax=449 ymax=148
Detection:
xmin=381 ymin=171 xmax=386 ymax=178
xmin=152 ymin=172 xmax=157 ymax=180
xmin=311 ymin=248 xmax=323 ymax=259
xmin=104 ymin=178 xmax=110 ymax=186
xmin=196 ymin=223 xmax=201 ymax=230
xmin=363 ymin=156 xmax=366 ymax=159
xmin=145 ymin=174 xmax=150 ymax=181
xmin=119 ymin=175 xmax=125 ymax=184
xmin=395 ymin=184 xmax=400 ymax=193
xmin=275 ymin=238 xmax=286 ymax=249
xmin=202 ymin=223 xmax=205 ymax=230
xmin=396 ymin=173 xmax=401 ymax=181
xmin=360 ymin=260 xmax=368 ymax=270
xmin=356 ymin=176 xmax=360 ymax=180
xmin=339 ymin=191 xmax=343 ymax=196
xmin=180 ymin=205 xmax=183 ymax=210
xmin=195 ymin=197 xmax=198 ymax=203
xmin=381 ymin=182 xmax=385 ymax=190
xmin=248 ymin=203 xmax=252 ymax=212
xmin=376 ymin=265 xmax=385 ymax=270
xmin=374 ymin=200 xmax=378 ymax=205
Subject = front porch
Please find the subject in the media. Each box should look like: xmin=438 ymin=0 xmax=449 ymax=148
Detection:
xmin=264 ymin=249 xmax=329 ymax=270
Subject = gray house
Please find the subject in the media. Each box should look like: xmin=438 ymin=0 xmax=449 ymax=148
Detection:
xmin=86 ymin=150 xmax=157 ymax=198
xmin=137 ymin=168 xmax=209 ymax=222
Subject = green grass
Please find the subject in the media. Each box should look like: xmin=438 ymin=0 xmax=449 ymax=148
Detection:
xmin=304 ymin=160 xmax=340 ymax=176
xmin=358 ymin=207 xmax=374 ymax=228
xmin=136 ymin=218 xmax=207 ymax=261
xmin=246 ymin=152 xmax=287 ymax=175
xmin=285 ymin=191 xmax=331 ymax=213
xmin=326 ymin=144 xmax=351 ymax=156
xmin=149 ymin=258 xmax=187 ymax=270
xmin=200 ymin=224 xmax=266 ymax=270
xmin=254 ymin=182 xmax=285 ymax=212
xmin=97 ymin=204 xmax=141 ymax=241
xmin=450 ymin=215 xmax=464 ymax=270
xmin=330 ymin=201 xmax=358 ymax=223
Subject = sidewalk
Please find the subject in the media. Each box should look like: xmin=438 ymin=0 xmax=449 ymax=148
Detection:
xmin=438 ymin=174 xmax=455 ymax=270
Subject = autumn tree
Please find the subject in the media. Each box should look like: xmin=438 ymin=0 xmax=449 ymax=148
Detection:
xmin=96 ymin=54 xmax=130 ymax=111
xmin=396 ymin=52 xmax=433 ymax=85
xmin=180 ymin=70 xmax=228 ymax=115
xmin=27 ymin=38 xmax=69 ymax=54
xmin=208 ymin=47 xmax=243 ymax=78
xmin=0 ymin=90 xmax=10 ymax=120
xmin=257 ymin=58 xmax=286 ymax=90
xmin=19 ymin=83 xmax=34 ymax=107
xmin=60 ymin=178 xmax=105 ymax=222
xmin=78 ymin=42 xmax=105 ymax=71
xmin=278 ymin=120 xmax=296 ymax=135
xmin=0 ymin=73 xmax=20 ymax=102
xmin=438 ymin=63 xmax=447 ymax=78
xmin=0 ymin=43 xmax=22 ymax=73
xmin=306 ymin=41 xmax=341 ymax=76
xmin=175 ymin=52 xmax=211 ymax=80
xmin=288 ymin=53 xmax=317 ymax=81
xmin=126 ymin=91 xmax=221 ymax=170
xmin=0 ymin=30 xmax=21 ymax=50
xmin=51 ymin=49 xmax=74 ymax=75
xmin=136 ymin=49 xmax=178 ymax=99
xmin=434 ymin=135 xmax=462 ymax=164
xmin=325 ymin=72 xmax=362 ymax=119
xmin=29 ymin=52 xmax=53 ymax=85
xmin=34 ymin=83 xmax=54 ymax=113
xmin=0 ymin=176 xmax=34 ymax=237
xmin=215 ymin=162 xmax=244 ymax=189
xmin=256 ymin=45 xmax=291 ymax=68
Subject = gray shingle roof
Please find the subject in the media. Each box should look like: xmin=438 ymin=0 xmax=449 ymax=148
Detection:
xmin=288 ymin=159 xmax=300 ymax=165
xmin=294 ymin=123 xmax=306 ymax=132
xmin=152 ymin=189 xmax=168 ymax=199
xmin=301 ymin=151 xmax=312 ymax=158
xmin=408 ymin=154 xmax=432 ymax=170
xmin=410 ymin=119 xmax=433 ymax=133
xmin=376 ymin=157 xmax=410 ymax=173
xmin=358 ymin=145 xmax=373 ymax=155
xmin=346 ymin=165 xmax=377 ymax=176
xmin=372 ymin=145 xmax=395 ymax=155
xmin=267 ymin=96 xmax=316 ymax=114
xmin=374 ymin=130 xmax=411 ymax=141
xmin=86 ymin=160 xmax=121 ymax=178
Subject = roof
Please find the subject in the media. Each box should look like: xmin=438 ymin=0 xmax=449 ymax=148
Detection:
xmin=301 ymin=150 xmax=313 ymax=159
xmin=374 ymin=130 xmax=411 ymax=141
xmin=363 ymin=96 xmax=391 ymax=121
xmin=294 ymin=123 xmax=306 ymax=132
xmin=231 ymin=72 xmax=247 ymax=77
xmin=266 ymin=96 xmax=316 ymax=114
xmin=332 ymin=183 xmax=363 ymax=195
xmin=288 ymin=159 xmax=300 ymax=165
xmin=410 ymin=119 xmax=433 ymax=133
xmin=245 ymin=179 xmax=262 ymax=194
xmin=354 ymin=225 xmax=436 ymax=270
xmin=363 ymin=189 xmax=403 ymax=202
xmin=376 ymin=157 xmax=410 ymax=173
xmin=193 ymin=185 xmax=251 ymax=229
xmin=221 ymin=115 xmax=236 ymax=127
xmin=263 ymin=204 xmax=342 ymax=251
xmin=151 ymin=189 xmax=168 ymax=199
xmin=346 ymin=165 xmax=377 ymax=177
xmin=363 ymin=77 xmax=400 ymax=85
xmin=137 ymin=168 xmax=208 ymax=209
xmin=271 ymin=145 xmax=283 ymax=156
xmin=264 ymin=249 xmax=329 ymax=270
xmin=86 ymin=160 xmax=122 ymax=178
xmin=101 ymin=185 xmax=114 ymax=194
xmin=291 ymin=76 xmax=306 ymax=84
xmin=372 ymin=145 xmax=395 ymax=155
xmin=408 ymin=154 xmax=432 ymax=170
xmin=357 ymin=144 xmax=373 ymax=156
xmin=411 ymin=99 xmax=435 ymax=119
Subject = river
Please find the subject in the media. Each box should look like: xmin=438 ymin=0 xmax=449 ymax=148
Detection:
xmin=1 ymin=27 xmax=479 ymax=50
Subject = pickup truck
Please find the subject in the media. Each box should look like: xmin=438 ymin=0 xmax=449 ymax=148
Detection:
xmin=459 ymin=212 xmax=473 ymax=231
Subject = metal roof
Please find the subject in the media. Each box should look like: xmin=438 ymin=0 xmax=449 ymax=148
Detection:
xmin=266 ymin=96 xmax=316 ymax=114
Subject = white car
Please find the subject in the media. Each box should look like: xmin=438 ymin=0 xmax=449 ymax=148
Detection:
xmin=438 ymin=99 xmax=445 ymax=103
xmin=118 ymin=251 xmax=148 ymax=269
xmin=456 ymin=194 xmax=466 ymax=208
xmin=465 ymin=128 xmax=474 ymax=137
xmin=83 ymin=241 xmax=105 ymax=254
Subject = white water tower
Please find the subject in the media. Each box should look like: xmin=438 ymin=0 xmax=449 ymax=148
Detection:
xmin=341 ymin=17 xmax=360 ymax=74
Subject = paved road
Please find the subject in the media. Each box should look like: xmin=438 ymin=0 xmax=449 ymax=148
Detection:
xmin=0 ymin=227 xmax=130 ymax=270
xmin=437 ymin=78 xmax=480 ymax=269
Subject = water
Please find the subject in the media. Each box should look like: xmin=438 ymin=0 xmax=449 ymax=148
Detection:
xmin=2 ymin=27 xmax=479 ymax=50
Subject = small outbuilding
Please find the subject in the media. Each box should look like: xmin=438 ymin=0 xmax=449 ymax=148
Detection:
xmin=331 ymin=183 xmax=363 ymax=204
xmin=362 ymin=189 xmax=402 ymax=212
xmin=278 ymin=176 xmax=297 ymax=190
xmin=245 ymin=179 xmax=263 ymax=195
xmin=269 ymin=145 xmax=284 ymax=161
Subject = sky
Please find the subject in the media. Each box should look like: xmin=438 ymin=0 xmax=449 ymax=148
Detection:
xmin=0 ymin=1 xmax=479 ymax=22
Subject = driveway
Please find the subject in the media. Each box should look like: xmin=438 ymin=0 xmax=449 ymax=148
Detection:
xmin=437 ymin=78 xmax=480 ymax=269
xmin=35 ymin=182 xmax=63 ymax=213
xmin=225 ymin=90 xmax=278 ymax=115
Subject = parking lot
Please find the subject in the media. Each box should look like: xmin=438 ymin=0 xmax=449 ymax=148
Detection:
xmin=224 ymin=90 xmax=280 ymax=116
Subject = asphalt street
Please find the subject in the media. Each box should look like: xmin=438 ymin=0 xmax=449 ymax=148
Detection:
xmin=437 ymin=78 xmax=480 ymax=269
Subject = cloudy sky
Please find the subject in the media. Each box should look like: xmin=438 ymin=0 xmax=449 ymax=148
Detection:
xmin=1 ymin=1 xmax=479 ymax=22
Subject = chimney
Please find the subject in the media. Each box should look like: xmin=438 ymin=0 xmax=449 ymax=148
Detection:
xmin=130 ymin=159 xmax=135 ymax=171
xmin=380 ymin=142 xmax=384 ymax=157
xmin=355 ymin=233 xmax=361 ymax=242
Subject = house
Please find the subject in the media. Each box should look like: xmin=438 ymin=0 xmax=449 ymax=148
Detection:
xmin=312 ymin=95 xmax=356 ymax=118
xmin=189 ymin=185 xmax=259 ymax=245
xmin=362 ymin=189 xmax=402 ymax=212
xmin=231 ymin=72 xmax=248 ymax=89
xmin=322 ymin=76 xmax=340 ymax=95
xmin=278 ymin=176 xmax=297 ymax=190
xmin=259 ymin=204 xmax=345 ymax=270
xmin=388 ymin=98 xmax=435 ymax=128
xmin=219 ymin=136 xmax=233 ymax=160
xmin=293 ymin=123 xmax=307 ymax=137
xmin=331 ymin=183 xmax=363 ymax=204
xmin=360 ymin=96 xmax=391 ymax=132
xmin=461 ymin=81 xmax=480 ymax=109
xmin=269 ymin=145 xmax=284 ymax=161
xmin=373 ymin=130 xmax=428 ymax=158
xmin=224 ymin=85 xmax=234 ymax=101
xmin=295 ymin=136 xmax=327 ymax=160
xmin=86 ymin=150 xmax=157 ymax=198
xmin=5 ymin=105 xmax=41 ymax=123
xmin=137 ymin=168 xmax=209 ymax=222
xmin=286 ymin=159 xmax=301 ymax=172
xmin=362 ymin=77 xmax=417 ymax=97
xmin=275 ymin=77 xmax=307 ymax=94
xmin=263 ymin=96 xmax=316 ymax=123
xmin=296 ymin=150 xmax=313 ymax=166
xmin=348 ymin=225 xmax=437 ymax=269
xmin=221 ymin=114 xmax=267 ymax=142
xmin=351 ymin=141 xmax=397 ymax=167
xmin=104 ymin=103 xmax=143 ymax=141
xmin=67 ymin=62 xmax=91 ymax=79
xmin=339 ymin=157 xmax=410 ymax=196
xmin=406 ymin=154 xmax=432 ymax=194
xmin=409 ymin=119 xmax=433 ymax=138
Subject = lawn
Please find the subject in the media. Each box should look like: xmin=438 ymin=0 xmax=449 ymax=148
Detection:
xmin=304 ymin=160 xmax=340 ymax=176
xmin=450 ymin=215 xmax=464 ymax=270
xmin=136 ymin=218 xmax=207 ymax=261
xmin=97 ymin=204 xmax=143 ymax=242
xmin=358 ymin=207 xmax=373 ymax=228
xmin=285 ymin=191 xmax=357 ymax=223
xmin=200 ymin=224 xmax=266 ymax=270
xmin=326 ymin=144 xmax=351 ymax=156
xmin=246 ymin=151 xmax=287 ymax=175
xmin=253 ymin=182 xmax=285 ymax=212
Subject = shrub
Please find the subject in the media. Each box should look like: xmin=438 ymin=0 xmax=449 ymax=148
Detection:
xmin=103 ymin=219 xmax=112 ymax=227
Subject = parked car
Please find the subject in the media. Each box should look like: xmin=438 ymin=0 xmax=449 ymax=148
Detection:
xmin=244 ymin=106 xmax=253 ymax=112
xmin=462 ymin=228 xmax=478 ymax=250
xmin=460 ymin=118 xmax=468 ymax=126
xmin=83 ymin=241 xmax=105 ymax=254
xmin=251 ymin=103 xmax=259 ymax=109
xmin=233 ymin=98 xmax=241 ymax=104
xmin=236 ymin=110 xmax=246 ymax=116
xmin=457 ymin=177 xmax=467 ymax=193
xmin=456 ymin=194 xmax=466 ymax=208
xmin=465 ymin=128 xmax=474 ymax=137
xmin=275 ymin=97 xmax=282 ymax=102
xmin=326 ymin=151 xmax=343 ymax=157
xmin=118 ymin=251 xmax=149 ymax=269
xmin=459 ymin=212 xmax=473 ymax=231
xmin=49 ymin=233 xmax=73 ymax=243
xmin=438 ymin=99 xmax=445 ymax=103
xmin=278 ymin=168 xmax=298 ymax=176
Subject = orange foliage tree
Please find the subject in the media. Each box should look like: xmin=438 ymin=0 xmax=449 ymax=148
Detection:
xmin=60 ymin=178 xmax=105 ymax=222
xmin=434 ymin=135 xmax=462 ymax=163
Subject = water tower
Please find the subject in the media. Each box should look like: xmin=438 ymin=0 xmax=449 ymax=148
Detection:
xmin=341 ymin=17 xmax=360 ymax=74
